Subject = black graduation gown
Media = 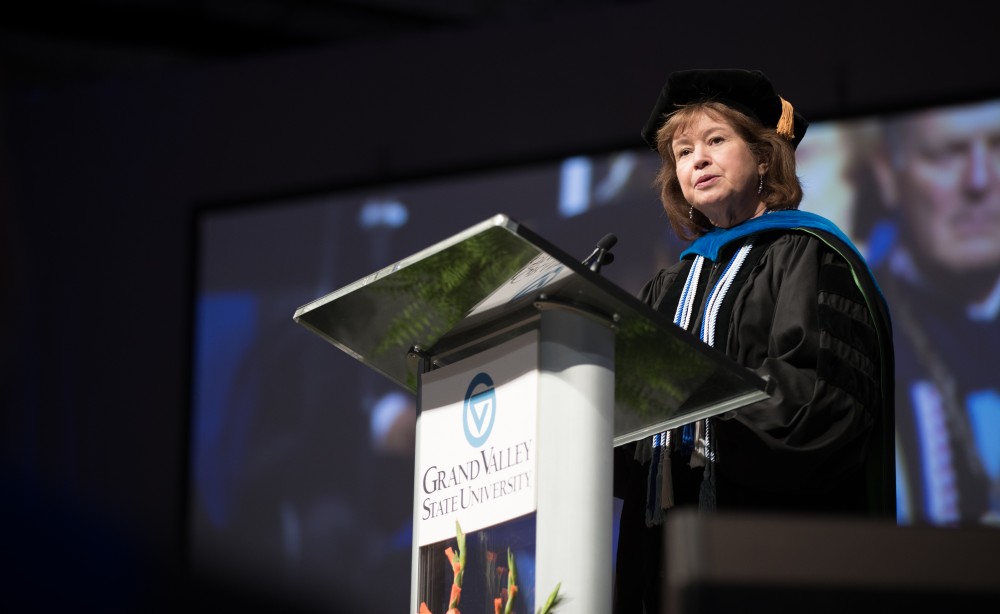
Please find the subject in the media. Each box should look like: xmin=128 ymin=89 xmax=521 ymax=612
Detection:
xmin=612 ymin=225 xmax=895 ymax=614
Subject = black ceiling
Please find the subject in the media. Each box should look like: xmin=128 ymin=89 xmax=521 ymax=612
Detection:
xmin=1 ymin=0 xmax=634 ymax=86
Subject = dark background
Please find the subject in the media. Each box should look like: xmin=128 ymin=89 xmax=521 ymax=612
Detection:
xmin=3 ymin=1 xmax=1000 ymax=611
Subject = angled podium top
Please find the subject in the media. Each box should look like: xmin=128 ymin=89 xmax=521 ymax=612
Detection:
xmin=294 ymin=213 xmax=769 ymax=446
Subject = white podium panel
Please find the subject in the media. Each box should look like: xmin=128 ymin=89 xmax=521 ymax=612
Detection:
xmin=412 ymin=310 xmax=615 ymax=614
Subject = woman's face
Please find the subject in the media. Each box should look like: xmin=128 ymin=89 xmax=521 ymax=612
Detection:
xmin=672 ymin=112 xmax=766 ymax=228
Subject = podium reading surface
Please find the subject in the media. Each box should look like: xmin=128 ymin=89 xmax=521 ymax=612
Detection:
xmin=293 ymin=213 xmax=769 ymax=446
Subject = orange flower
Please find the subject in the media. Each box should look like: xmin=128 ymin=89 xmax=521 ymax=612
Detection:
xmin=449 ymin=583 xmax=462 ymax=607
xmin=419 ymin=602 xmax=432 ymax=614
xmin=445 ymin=547 xmax=462 ymax=577
xmin=494 ymin=597 xmax=503 ymax=614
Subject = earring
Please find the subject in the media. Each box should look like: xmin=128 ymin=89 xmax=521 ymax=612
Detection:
xmin=689 ymin=205 xmax=694 ymax=220
xmin=757 ymin=175 xmax=764 ymax=194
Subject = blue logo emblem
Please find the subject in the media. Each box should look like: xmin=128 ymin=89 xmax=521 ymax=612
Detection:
xmin=463 ymin=372 xmax=497 ymax=447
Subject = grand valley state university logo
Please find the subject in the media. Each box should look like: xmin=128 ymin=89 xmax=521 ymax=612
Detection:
xmin=417 ymin=364 xmax=534 ymax=531
xmin=463 ymin=372 xmax=496 ymax=447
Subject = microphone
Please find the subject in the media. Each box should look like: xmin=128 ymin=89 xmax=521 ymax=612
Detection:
xmin=582 ymin=233 xmax=618 ymax=273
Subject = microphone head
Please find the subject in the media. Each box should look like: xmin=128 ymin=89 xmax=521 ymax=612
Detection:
xmin=597 ymin=233 xmax=618 ymax=250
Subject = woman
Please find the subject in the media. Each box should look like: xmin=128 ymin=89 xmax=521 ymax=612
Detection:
xmin=613 ymin=69 xmax=895 ymax=613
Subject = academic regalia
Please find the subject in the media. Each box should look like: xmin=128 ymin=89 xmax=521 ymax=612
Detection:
xmin=875 ymin=245 xmax=996 ymax=525
xmin=613 ymin=210 xmax=895 ymax=614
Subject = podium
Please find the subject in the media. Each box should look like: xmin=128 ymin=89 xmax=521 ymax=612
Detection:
xmin=294 ymin=214 xmax=770 ymax=613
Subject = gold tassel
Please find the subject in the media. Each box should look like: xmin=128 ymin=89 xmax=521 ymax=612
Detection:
xmin=776 ymin=97 xmax=795 ymax=141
